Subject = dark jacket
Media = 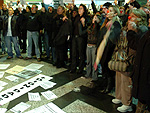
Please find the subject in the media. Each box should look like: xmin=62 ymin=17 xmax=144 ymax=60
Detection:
xmin=1 ymin=15 xmax=19 ymax=37
xmin=24 ymin=12 xmax=42 ymax=31
xmin=127 ymin=27 xmax=149 ymax=100
xmin=53 ymin=19 xmax=72 ymax=46
xmin=87 ymin=22 xmax=101 ymax=45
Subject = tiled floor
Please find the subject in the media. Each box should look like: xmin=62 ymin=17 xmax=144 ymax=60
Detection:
xmin=0 ymin=53 xmax=136 ymax=113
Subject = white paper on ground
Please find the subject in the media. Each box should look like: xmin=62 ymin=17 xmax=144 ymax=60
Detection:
xmin=0 ymin=86 xmax=4 ymax=91
xmin=28 ymin=92 xmax=41 ymax=101
xmin=0 ymin=81 xmax=8 ymax=87
xmin=0 ymin=64 xmax=10 ymax=70
xmin=0 ymin=108 xmax=7 ymax=113
xmin=0 ymin=71 xmax=5 ymax=78
xmin=5 ymin=75 xmax=19 ymax=82
xmin=41 ymin=90 xmax=57 ymax=100
xmin=5 ymin=65 xmax=24 ymax=74
xmin=24 ymin=63 xmax=44 ymax=71
xmin=25 ymin=102 xmax=66 ymax=113
xmin=40 ymin=81 xmax=56 ymax=90
xmin=10 ymin=102 xmax=31 ymax=113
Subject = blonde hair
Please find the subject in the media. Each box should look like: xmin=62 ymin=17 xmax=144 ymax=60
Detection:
xmin=129 ymin=9 xmax=147 ymax=26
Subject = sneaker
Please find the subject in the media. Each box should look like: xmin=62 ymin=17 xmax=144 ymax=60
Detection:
xmin=112 ymin=99 xmax=121 ymax=104
xmin=117 ymin=105 xmax=132 ymax=112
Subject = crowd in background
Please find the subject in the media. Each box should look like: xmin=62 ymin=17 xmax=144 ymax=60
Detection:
xmin=0 ymin=0 xmax=150 ymax=112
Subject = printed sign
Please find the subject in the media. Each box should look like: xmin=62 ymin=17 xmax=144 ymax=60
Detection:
xmin=0 ymin=74 xmax=52 ymax=106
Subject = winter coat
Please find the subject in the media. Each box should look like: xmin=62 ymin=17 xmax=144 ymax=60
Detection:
xmin=0 ymin=15 xmax=19 ymax=37
xmin=127 ymin=27 xmax=150 ymax=100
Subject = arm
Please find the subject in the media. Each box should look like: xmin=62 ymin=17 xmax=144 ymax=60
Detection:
xmin=91 ymin=0 xmax=97 ymax=14
xmin=95 ymin=30 xmax=110 ymax=65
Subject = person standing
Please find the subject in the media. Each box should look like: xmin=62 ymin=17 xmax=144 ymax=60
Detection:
xmin=0 ymin=4 xmax=8 ymax=55
xmin=70 ymin=4 xmax=89 ymax=74
xmin=24 ymin=4 xmax=42 ymax=62
xmin=1 ymin=7 xmax=23 ymax=59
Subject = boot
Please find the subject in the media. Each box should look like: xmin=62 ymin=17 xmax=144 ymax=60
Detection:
xmin=135 ymin=101 xmax=147 ymax=113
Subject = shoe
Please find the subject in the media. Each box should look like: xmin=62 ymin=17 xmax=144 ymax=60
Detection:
xmin=17 ymin=56 xmax=23 ymax=59
xmin=112 ymin=99 xmax=121 ymax=104
xmin=37 ymin=58 xmax=41 ymax=62
xmin=7 ymin=56 xmax=13 ymax=59
xmin=24 ymin=57 xmax=32 ymax=60
xmin=117 ymin=105 xmax=132 ymax=112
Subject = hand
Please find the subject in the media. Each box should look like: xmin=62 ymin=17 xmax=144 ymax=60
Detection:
xmin=80 ymin=17 xmax=85 ymax=26
xmin=62 ymin=16 xmax=68 ymax=21
xmin=94 ymin=62 xmax=98 ymax=71
xmin=128 ymin=21 xmax=137 ymax=32
xmin=114 ymin=0 xmax=117 ymax=5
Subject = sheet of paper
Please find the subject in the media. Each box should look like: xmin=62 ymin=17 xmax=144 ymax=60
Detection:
xmin=0 ymin=86 xmax=4 ymax=91
xmin=0 ymin=108 xmax=7 ymax=113
xmin=24 ymin=63 xmax=44 ymax=71
xmin=5 ymin=75 xmax=19 ymax=82
xmin=25 ymin=102 xmax=66 ymax=113
xmin=28 ymin=92 xmax=41 ymax=101
xmin=0 ymin=71 xmax=5 ymax=78
xmin=15 ymin=70 xmax=42 ymax=79
xmin=0 ymin=81 xmax=8 ymax=87
xmin=0 ymin=64 xmax=10 ymax=70
xmin=5 ymin=65 xmax=24 ymax=74
xmin=40 ymin=81 xmax=56 ymax=90
xmin=41 ymin=90 xmax=57 ymax=100
xmin=10 ymin=102 xmax=31 ymax=113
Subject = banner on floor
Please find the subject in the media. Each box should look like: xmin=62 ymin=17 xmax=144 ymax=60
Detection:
xmin=0 ymin=74 xmax=52 ymax=106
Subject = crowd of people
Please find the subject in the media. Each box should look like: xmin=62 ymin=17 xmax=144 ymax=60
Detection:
xmin=0 ymin=0 xmax=150 ymax=112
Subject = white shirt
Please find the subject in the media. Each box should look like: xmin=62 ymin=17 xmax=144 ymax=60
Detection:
xmin=7 ymin=15 xmax=12 ymax=36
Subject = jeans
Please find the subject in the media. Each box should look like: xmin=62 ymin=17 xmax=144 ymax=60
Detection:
xmin=86 ymin=45 xmax=98 ymax=81
xmin=27 ymin=30 xmax=40 ymax=58
xmin=4 ymin=36 xmax=21 ymax=57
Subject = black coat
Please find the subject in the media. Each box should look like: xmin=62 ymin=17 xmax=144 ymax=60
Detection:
xmin=129 ymin=30 xmax=150 ymax=100
xmin=127 ymin=26 xmax=149 ymax=100
xmin=0 ymin=15 xmax=19 ymax=37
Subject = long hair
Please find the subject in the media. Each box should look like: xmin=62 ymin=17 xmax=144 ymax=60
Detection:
xmin=79 ymin=4 xmax=87 ymax=18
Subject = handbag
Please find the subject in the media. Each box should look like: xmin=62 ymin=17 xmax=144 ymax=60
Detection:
xmin=108 ymin=28 xmax=136 ymax=73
